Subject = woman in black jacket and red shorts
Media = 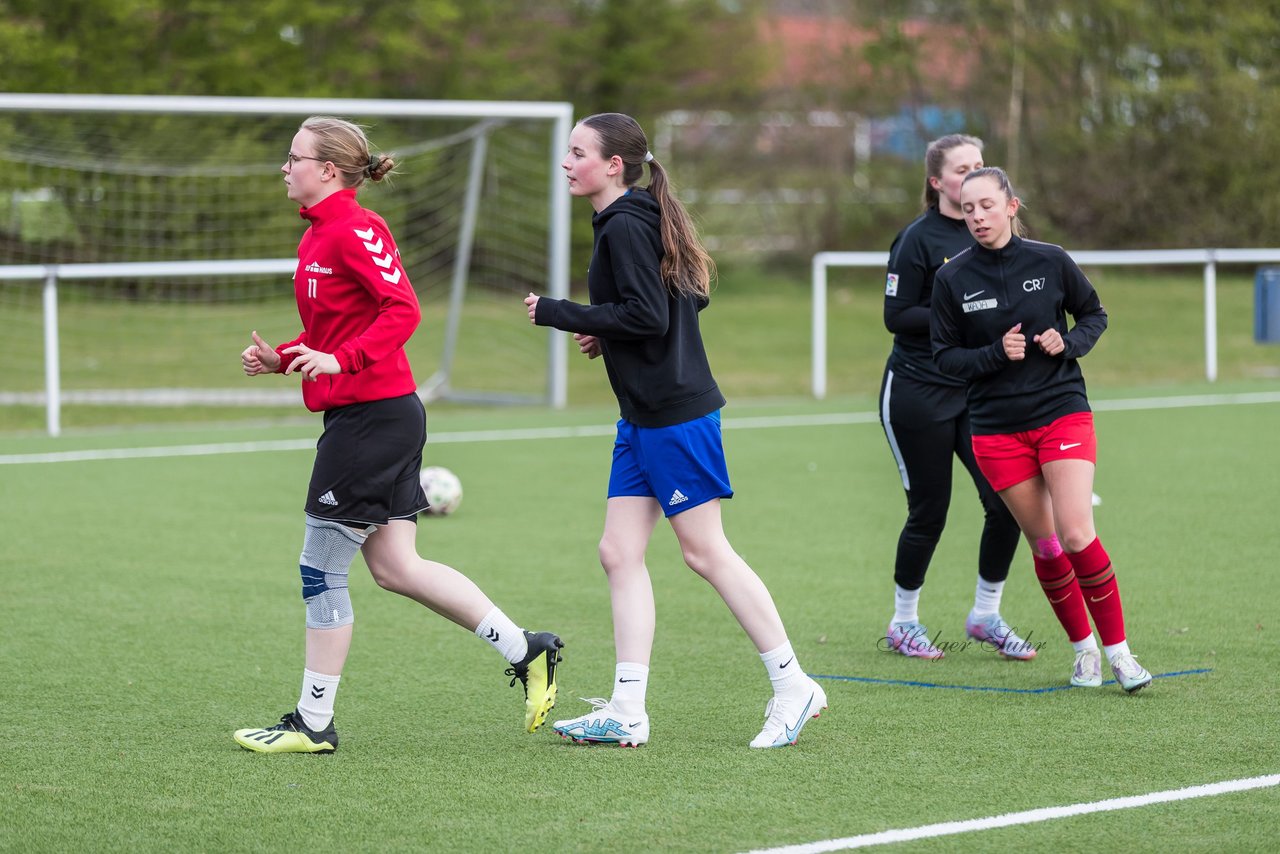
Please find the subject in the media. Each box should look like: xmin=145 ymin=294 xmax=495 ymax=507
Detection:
xmin=931 ymin=166 xmax=1152 ymax=693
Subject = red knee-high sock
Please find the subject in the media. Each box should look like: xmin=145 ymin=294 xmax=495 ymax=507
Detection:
xmin=1069 ymin=537 xmax=1127 ymax=646
xmin=1033 ymin=553 xmax=1093 ymax=643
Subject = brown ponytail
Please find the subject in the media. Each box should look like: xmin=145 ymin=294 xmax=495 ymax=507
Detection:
xmin=581 ymin=113 xmax=715 ymax=299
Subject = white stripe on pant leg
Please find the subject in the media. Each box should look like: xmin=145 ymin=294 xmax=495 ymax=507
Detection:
xmin=881 ymin=369 xmax=910 ymax=491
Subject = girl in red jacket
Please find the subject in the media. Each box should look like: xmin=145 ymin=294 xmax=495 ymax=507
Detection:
xmin=233 ymin=116 xmax=562 ymax=753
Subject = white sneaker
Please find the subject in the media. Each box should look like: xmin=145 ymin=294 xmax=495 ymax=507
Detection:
xmin=552 ymin=698 xmax=649 ymax=747
xmin=1110 ymin=653 xmax=1153 ymax=694
xmin=1071 ymin=649 xmax=1103 ymax=687
xmin=749 ymin=678 xmax=828 ymax=749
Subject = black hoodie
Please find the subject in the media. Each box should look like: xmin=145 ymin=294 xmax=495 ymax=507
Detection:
xmin=534 ymin=188 xmax=725 ymax=427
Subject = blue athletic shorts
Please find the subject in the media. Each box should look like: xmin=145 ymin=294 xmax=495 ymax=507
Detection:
xmin=607 ymin=410 xmax=733 ymax=516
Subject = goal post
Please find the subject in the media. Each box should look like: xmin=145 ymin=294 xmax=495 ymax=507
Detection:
xmin=0 ymin=93 xmax=573 ymax=435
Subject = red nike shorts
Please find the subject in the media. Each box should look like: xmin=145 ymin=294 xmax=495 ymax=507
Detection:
xmin=971 ymin=411 xmax=1097 ymax=491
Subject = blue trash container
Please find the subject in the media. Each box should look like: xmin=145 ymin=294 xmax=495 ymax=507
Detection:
xmin=1256 ymin=267 xmax=1280 ymax=344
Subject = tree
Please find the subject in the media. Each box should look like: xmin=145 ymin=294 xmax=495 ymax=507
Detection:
xmin=950 ymin=0 xmax=1280 ymax=247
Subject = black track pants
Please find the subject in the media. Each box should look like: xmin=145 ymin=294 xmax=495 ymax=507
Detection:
xmin=879 ymin=363 xmax=1021 ymax=590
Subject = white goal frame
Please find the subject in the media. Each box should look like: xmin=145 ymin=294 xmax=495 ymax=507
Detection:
xmin=0 ymin=93 xmax=574 ymax=436
xmin=810 ymin=248 xmax=1280 ymax=399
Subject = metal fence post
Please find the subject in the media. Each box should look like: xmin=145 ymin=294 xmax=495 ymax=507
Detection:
xmin=43 ymin=268 xmax=61 ymax=437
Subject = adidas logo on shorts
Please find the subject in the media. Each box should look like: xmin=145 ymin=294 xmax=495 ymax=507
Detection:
xmin=318 ymin=491 xmax=339 ymax=506
xmin=668 ymin=489 xmax=689 ymax=507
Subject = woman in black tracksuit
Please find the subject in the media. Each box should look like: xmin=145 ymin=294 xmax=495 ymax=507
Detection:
xmin=878 ymin=135 xmax=1030 ymax=661
xmin=930 ymin=166 xmax=1151 ymax=693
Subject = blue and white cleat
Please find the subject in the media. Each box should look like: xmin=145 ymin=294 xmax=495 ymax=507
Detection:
xmin=965 ymin=611 xmax=1038 ymax=660
xmin=749 ymin=677 xmax=828 ymax=749
xmin=553 ymin=698 xmax=649 ymax=747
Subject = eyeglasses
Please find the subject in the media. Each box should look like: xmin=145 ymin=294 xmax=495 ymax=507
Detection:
xmin=284 ymin=152 xmax=327 ymax=167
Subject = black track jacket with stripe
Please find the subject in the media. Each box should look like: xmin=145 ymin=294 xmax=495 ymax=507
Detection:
xmin=884 ymin=206 xmax=974 ymax=387
xmin=930 ymin=236 xmax=1107 ymax=435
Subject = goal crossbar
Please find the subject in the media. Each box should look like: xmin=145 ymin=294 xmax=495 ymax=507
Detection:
xmin=0 ymin=94 xmax=576 ymax=436
xmin=1 ymin=93 xmax=573 ymax=121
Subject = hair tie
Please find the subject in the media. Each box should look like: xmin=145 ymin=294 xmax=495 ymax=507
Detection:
xmin=367 ymin=155 xmax=379 ymax=175
xmin=643 ymin=151 xmax=654 ymax=163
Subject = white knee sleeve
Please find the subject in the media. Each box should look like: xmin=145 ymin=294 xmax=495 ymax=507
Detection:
xmin=299 ymin=516 xmax=367 ymax=628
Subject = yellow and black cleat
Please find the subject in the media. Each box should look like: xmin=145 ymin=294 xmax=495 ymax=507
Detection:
xmin=506 ymin=630 xmax=564 ymax=732
xmin=234 ymin=710 xmax=337 ymax=754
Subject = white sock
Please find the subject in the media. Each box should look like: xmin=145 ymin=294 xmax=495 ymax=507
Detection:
xmin=475 ymin=607 xmax=527 ymax=663
xmin=1072 ymin=635 xmax=1100 ymax=654
xmin=972 ymin=578 xmax=1005 ymax=617
xmin=893 ymin=585 xmax=920 ymax=624
xmin=297 ymin=669 xmax=340 ymax=731
xmin=1103 ymin=640 xmax=1131 ymax=663
xmin=611 ymin=662 xmax=649 ymax=716
xmin=761 ymin=642 xmax=806 ymax=694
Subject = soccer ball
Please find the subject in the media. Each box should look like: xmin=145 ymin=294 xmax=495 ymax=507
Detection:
xmin=419 ymin=466 xmax=463 ymax=516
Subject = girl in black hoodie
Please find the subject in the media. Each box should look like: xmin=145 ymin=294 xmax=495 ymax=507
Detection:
xmin=526 ymin=113 xmax=826 ymax=749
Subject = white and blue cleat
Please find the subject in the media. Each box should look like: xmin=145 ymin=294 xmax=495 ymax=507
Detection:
xmin=749 ymin=677 xmax=828 ymax=749
xmin=553 ymin=698 xmax=650 ymax=747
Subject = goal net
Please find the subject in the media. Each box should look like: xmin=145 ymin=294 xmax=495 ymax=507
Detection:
xmin=0 ymin=94 xmax=571 ymax=432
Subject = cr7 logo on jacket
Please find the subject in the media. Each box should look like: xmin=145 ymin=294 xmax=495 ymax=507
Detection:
xmin=1023 ymin=277 xmax=1046 ymax=292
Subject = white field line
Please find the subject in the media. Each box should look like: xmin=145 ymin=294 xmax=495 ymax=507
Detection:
xmin=2 ymin=391 xmax=1278 ymax=466
xmin=741 ymin=774 xmax=1280 ymax=854
xmin=0 ymin=414 xmax=873 ymax=465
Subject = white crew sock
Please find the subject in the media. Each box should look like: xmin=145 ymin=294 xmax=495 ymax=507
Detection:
xmin=972 ymin=578 xmax=1005 ymax=618
xmin=893 ymin=585 xmax=920 ymax=624
xmin=297 ymin=669 xmax=340 ymax=731
xmin=761 ymin=641 xmax=806 ymax=695
xmin=1103 ymin=640 xmax=1132 ymax=663
xmin=1072 ymin=635 xmax=1100 ymax=654
xmin=610 ymin=662 xmax=649 ymax=716
xmin=475 ymin=607 xmax=528 ymax=663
